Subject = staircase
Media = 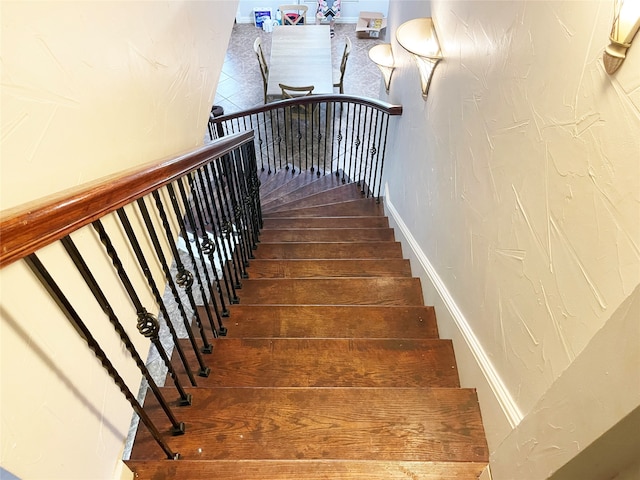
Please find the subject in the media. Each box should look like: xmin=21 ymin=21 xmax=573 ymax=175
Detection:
xmin=126 ymin=169 xmax=489 ymax=479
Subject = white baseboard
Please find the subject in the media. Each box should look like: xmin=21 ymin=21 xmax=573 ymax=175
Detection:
xmin=384 ymin=190 xmax=523 ymax=430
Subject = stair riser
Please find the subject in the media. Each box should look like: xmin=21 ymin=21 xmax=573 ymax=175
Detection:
xmin=199 ymin=305 xmax=440 ymax=339
xmin=247 ymin=259 xmax=412 ymax=278
xmin=261 ymin=217 xmax=389 ymax=229
xmin=263 ymin=198 xmax=384 ymax=218
xmin=173 ymin=338 xmax=460 ymax=388
xmin=259 ymin=228 xmax=395 ymax=243
xmin=126 ymin=460 xmax=488 ymax=480
xmin=253 ymin=242 xmax=404 ymax=259
xmin=238 ymin=278 xmax=425 ymax=306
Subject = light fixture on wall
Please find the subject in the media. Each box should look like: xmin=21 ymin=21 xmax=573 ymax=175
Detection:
xmin=396 ymin=17 xmax=442 ymax=99
xmin=603 ymin=0 xmax=640 ymax=74
xmin=368 ymin=44 xmax=395 ymax=93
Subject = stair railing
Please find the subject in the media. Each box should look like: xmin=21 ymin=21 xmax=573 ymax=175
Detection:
xmin=209 ymin=95 xmax=402 ymax=200
xmin=0 ymin=130 xmax=260 ymax=460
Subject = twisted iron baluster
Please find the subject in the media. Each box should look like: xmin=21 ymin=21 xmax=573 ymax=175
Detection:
xmin=221 ymin=153 xmax=250 ymax=277
xmin=152 ymin=189 xmax=214 ymax=355
xmin=204 ymin=161 xmax=235 ymax=317
xmin=217 ymin=154 xmax=247 ymax=286
xmin=92 ymin=218 xmax=192 ymax=405
xmin=376 ymin=112 xmax=391 ymax=201
xmin=240 ymin=145 xmax=261 ymax=251
xmin=358 ymin=106 xmax=372 ymax=194
xmin=197 ymin=165 xmax=233 ymax=314
xmin=25 ymin=253 xmax=180 ymax=460
xmin=209 ymin=164 xmax=241 ymax=303
xmin=115 ymin=208 xmax=197 ymax=396
xmin=369 ymin=108 xmax=384 ymax=199
xmin=350 ymin=103 xmax=363 ymax=188
xmin=245 ymin=140 xmax=263 ymax=234
xmin=60 ymin=235 xmax=186 ymax=435
xmin=180 ymin=173 xmax=227 ymax=335
xmin=163 ymin=183 xmax=218 ymax=346
xmin=229 ymin=149 xmax=257 ymax=266
xmin=137 ymin=197 xmax=210 ymax=378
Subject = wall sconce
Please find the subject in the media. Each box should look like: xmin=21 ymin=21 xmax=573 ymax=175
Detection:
xmin=604 ymin=0 xmax=640 ymax=74
xmin=396 ymin=17 xmax=442 ymax=99
xmin=369 ymin=44 xmax=395 ymax=93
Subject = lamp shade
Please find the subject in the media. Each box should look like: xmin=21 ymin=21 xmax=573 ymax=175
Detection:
xmin=604 ymin=0 xmax=640 ymax=74
xmin=396 ymin=17 xmax=442 ymax=98
xmin=368 ymin=44 xmax=395 ymax=93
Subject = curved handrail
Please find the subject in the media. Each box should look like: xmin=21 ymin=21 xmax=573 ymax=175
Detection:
xmin=0 ymin=130 xmax=255 ymax=268
xmin=210 ymin=94 xmax=403 ymax=123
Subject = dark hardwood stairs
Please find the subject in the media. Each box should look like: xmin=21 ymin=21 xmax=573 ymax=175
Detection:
xmin=127 ymin=170 xmax=489 ymax=479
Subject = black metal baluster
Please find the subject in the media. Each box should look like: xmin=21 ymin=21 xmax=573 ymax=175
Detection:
xmin=222 ymin=152 xmax=252 ymax=275
xmin=209 ymin=163 xmax=242 ymax=303
xmin=163 ymin=183 xmax=219 ymax=345
xmin=117 ymin=207 xmax=197 ymax=389
xmin=369 ymin=109 xmax=384 ymax=199
xmin=262 ymin=111 xmax=275 ymax=174
xmin=59 ymin=235 xmax=186 ymax=436
xmin=341 ymin=102 xmax=353 ymax=184
xmin=270 ymin=109 xmax=282 ymax=173
xmin=94 ymin=216 xmax=193 ymax=406
xmin=225 ymin=150 xmax=253 ymax=273
xmin=376 ymin=112 xmax=391 ymax=201
xmin=25 ymin=253 xmax=180 ymax=460
xmin=238 ymin=146 xmax=260 ymax=254
xmin=137 ymin=197 xmax=210 ymax=378
xmin=181 ymin=173 xmax=227 ymax=335
xmin=333 ymin=100 xmax=344 ymax=180
xmin=351 ymin=103 xmax=364 ymax=188
xmin=358 ymin=106 xmax=373 ymax=194
xmin=243 ymin=140 xmax=263 ymax=240
xmin=199 ymin=164 xmax=234 ymax=313
xmin=152 ymin=189 xmax=214 ymax=355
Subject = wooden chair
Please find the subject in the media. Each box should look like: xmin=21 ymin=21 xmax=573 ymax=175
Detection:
xmin=253 ymin=37 xmax=269 ymax=103
xmin=333 ymin=37 xmax=351 ymax=94
xmin=279 ymin=4 xmax=308 ymax=25
xmin=279 ymin=83 xmax=318 ymax=124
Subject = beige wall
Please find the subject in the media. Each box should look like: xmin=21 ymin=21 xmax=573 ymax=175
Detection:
xmin=0 ymin=1 xmax=237 ymax=479
xmin=382 ymin=0 xmax=640 ymax=478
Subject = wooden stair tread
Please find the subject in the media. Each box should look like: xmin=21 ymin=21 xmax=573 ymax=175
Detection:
xmin=253 ymin=242 xmax=404 ymax=259
xmin=263 ymin=198 xmax=384 ymax=218
xmin=258 ymin=168 xmax=318 ymax=197
xmin=263 ymin=184 xmax=364 ymax=213
xmin=246 ymin=259 xmax=412 ymax=278
xmin=129 ymin=387 xmax=488 ymax=462
xmin=258 ymin=227 xmax=395 ymax=243
xmin=237 ymin=278 xmax=424 ymax=306
xmin=126 ymin=459 xmax=488 ymax=480
xmin=200 ymin=305 xmax=440 ymax=338
xmin=261 ymin=216 xmax=389 ymax=229
xmin=261 ymin=173 xmax=347 ymax=206
xmin=173 ymin=338 xmax=460 ymax=388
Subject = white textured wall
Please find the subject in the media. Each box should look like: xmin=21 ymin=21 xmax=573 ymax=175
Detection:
xmin=0 ymin=1 xmax=237 ymax=479
xmin=382 ymin=0 xmax=640 ymax=477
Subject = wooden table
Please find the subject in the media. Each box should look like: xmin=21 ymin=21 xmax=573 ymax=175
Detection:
xmin=266 ymin=25 xmax=333 ymax=100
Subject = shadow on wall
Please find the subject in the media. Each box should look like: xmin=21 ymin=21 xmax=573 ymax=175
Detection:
xmin=0 ymin=306 xmax=125 ymax=441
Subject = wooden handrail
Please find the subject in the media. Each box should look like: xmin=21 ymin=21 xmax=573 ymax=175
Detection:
xmin=210 ymin=94 xmax=403 ymax=123
xmin=0 ymin=130 xmax=255 ymax=268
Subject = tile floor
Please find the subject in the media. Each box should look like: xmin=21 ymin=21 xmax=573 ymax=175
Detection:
xmin=214 ymin=22 xmax=387 ymax=114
